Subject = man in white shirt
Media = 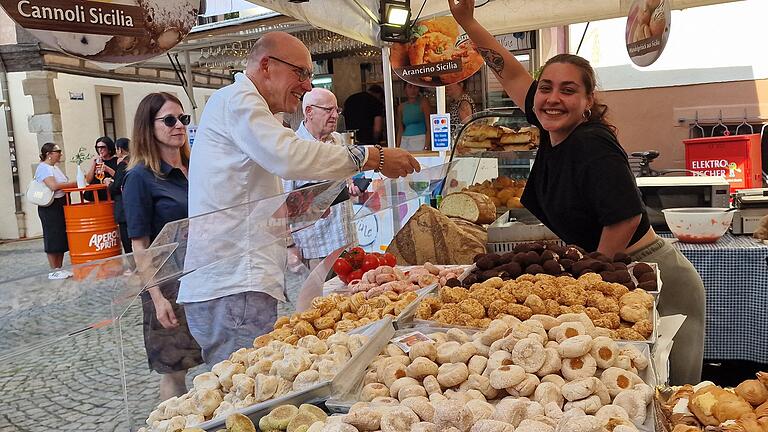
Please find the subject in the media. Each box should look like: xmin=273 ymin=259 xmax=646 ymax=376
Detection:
xmin=180 ymin=32 xmax=419 ymax=365
xmin=284 ymin=88 xmax=359 ymax=269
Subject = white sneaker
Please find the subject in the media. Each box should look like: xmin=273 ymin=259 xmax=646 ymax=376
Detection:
xmin=48 ymin=270 xmax=73 ymax=280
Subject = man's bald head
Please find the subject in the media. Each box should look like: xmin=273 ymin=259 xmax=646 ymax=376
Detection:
xmin=302 ymin=88 xmax=337 ymax=113
xmin=244 ymin=31 xmax=314 ymax=115
xmin=246 ymin=32 xmax=311 ymax=72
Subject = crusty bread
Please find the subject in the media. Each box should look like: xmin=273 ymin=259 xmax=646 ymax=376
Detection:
xmin=463 ymin=124 xmax=503 ymax=140
xmin=449 ymin=217 xmax=489 ymax=244
xmin=439 ymin=191 xmax=497 ymax=224
xmin=387 ymin=205 xmax=486 ymax=265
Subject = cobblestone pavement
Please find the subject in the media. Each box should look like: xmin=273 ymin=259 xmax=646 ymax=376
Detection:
xmin=0 ymin=238 xmax=303 ymax=432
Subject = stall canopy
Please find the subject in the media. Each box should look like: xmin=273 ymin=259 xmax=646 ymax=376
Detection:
xmin=244 ymin=0 xmax=740 ymax=46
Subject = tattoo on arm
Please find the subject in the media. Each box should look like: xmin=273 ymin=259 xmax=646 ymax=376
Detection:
xmin=477 ymin=47 xmax=505 ymax=74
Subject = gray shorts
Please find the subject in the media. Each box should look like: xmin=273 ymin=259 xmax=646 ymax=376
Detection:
xmin=185 ymin=291 xmax=277 ymax=366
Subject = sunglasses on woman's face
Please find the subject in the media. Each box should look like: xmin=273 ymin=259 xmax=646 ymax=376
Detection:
xmin=155 ymin=114 xmax=191 ymax=128
xmin=95 ymin=145 xmax=107 ymax=150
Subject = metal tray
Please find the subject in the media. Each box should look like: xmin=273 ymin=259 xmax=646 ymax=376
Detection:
xmin=195 ymin=317 xmax=395 ymax=431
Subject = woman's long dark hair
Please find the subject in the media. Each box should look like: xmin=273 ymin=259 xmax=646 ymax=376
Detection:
xmin=540 ymin=54 xmax=617 ymax=135
xmin=128 ymin=92 xmax=190 ymax=176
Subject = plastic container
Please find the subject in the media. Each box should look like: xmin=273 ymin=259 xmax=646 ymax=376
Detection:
xmin=62 ymin=184 xmax=122 ymax=279
xmin=662 ymin=207 xmax=735 ymax=243
xmin=684 ymin=134 xmax=762 ymax=193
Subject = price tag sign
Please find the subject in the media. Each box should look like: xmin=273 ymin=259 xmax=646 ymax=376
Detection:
xmin=430 ymin=114 xmax=451 ymax=152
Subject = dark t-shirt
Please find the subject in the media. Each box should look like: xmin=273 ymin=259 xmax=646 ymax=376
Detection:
xmin=123 ymin=161 xmax=188 ymax=242
xmin=343 ymin=92 xmax=384 ymax=145
xmin=520 ymin=81 xmax=650 ymax=252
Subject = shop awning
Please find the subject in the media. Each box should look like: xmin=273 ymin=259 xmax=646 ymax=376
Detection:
xmin=244 ymin=0 xmax=741 ymax=46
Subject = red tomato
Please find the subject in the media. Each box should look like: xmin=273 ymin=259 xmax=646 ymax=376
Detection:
xmin=333 ymin=258 xmax=353 ymax=276
xmin=346 ymin=248 xmax=366 ymax=269
xmin=348 ymin=269 xmax=364 ymax=282
xmin=361 ymin=255 xmax=380 ymax=273
xmin=382 ymin=252 xmax=397 ymax=267
xmin=338 ymin=272 xmax=350 ymax=284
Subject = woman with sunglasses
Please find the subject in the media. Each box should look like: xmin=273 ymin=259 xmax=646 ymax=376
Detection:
xmin=84 ymin=136 xmax=118 ymax=201
xmin=123 ymin=92 xmax=201 ymax=400
xmin=35 ymin=143 xmax=78 ymax=280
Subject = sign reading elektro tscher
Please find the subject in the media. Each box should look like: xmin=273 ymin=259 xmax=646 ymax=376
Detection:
xmin=0 ymin=0 xmax=200 ymax=63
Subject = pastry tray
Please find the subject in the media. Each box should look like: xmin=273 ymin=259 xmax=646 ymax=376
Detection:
xmin=194 ymin=317 xmax=395 ymax=431
xmin=322 ymin=265 xmax=472 ymax=297
xmin=326 ymin=330 xmax=657 ymax=432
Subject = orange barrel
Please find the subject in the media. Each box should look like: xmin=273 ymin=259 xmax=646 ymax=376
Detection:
xmin=63 ymin=185 xmax=122 ymax=278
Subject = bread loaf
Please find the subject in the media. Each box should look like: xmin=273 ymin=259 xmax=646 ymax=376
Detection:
xmin=439 ymin=191 xmax=496 ymax=224
xmin=449 ymin=217 xmax=488 ymax=244
xmin=388 ymin=205 xmax=486 ymax=265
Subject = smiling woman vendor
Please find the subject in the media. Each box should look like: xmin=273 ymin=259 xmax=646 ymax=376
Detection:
xmin=450 ymin=0 xmax=705 ymax=385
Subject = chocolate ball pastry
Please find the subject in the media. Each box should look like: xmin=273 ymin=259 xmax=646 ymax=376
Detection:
xmin=445 ymin=278 xmax=463 ymax=288
xmin=638 ymin=272 xmax=656 ymax=283
xmin=514 ymin=243 xmax=533 ymax=253
xmin=481 ymin=269 xmax=505 ymax=281
xmin=522 ymin=251 xmax=541 ymax=266
xmin=542 ymin=260 xmax=563 ymax=276
xmin=559 ymin=258 xmax=574 ymax=271
xmin=525 ymin=264 xmax=544 ymax=275
xmin=498 ymin=262 xmax=523 ymax=278
xmin=476 ymin=255 xmax=498 ymax=271
xmin=612 ymin=262 xmax=628 ymax=271
xmin=613 ymin=252 xmax=632 ymax=264
xmin=622 ymin=281 xmax=636 ymax=290
xmin=529 ymin=242 xmax=546 ymax=253
xmin=613 ymin=271 xmax=632 ymax=284
xmin=548 ymin=245 xmax=567 ymax=256
xmin=541 ymin=250 xmax=559 ymax=262
xmin=571 ymin=260 xmax=591 ymax=275
xmin=632 ymin=262 xmax=654 ymax=276
xmin=462 ymin=274 xmax=478 ymax=287
xmin=638 ymin=280 xmax=658 ymax=291
xmin=600 ymin=271 xmax=616 ymax=283
xmin=500 ymin=252 xmax=516 ymax=264
xmin=473 ymin=253 xmax=488 ymax=263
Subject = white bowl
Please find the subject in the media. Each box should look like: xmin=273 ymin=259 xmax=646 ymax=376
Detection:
xmin=662 ymin=207 xmax=734 ymax=243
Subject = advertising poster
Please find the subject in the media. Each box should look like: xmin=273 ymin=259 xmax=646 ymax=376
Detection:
xmin=390 ymin=16 xmax=483 ymax=87
xmin=0 ymin=0 xmax=200 ymax=63
xmin=626 ymin=0 xmax=672 ymax=67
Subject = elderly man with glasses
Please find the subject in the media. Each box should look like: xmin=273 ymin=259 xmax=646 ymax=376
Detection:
xmin=181 ymin=31 xmax=421 ymax=366
xmin=283 ymin=88 xmax=359 ymax=272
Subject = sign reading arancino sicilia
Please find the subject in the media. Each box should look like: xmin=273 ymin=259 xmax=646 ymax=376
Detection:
xmin=0 ymin=0 xmax=200 ymax=63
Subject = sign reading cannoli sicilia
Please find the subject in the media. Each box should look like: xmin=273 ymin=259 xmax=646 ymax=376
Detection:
xmin=0 ymin=0 xmax=200 ymax=64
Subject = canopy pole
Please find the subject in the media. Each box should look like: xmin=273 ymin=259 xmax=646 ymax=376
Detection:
xmin=382 ymin=46 xmax=396 ymax=148
xmin=184 ymin=50 xmax=198 ymax=124
xmin=436 ymin=86 xmax=446 ymax=114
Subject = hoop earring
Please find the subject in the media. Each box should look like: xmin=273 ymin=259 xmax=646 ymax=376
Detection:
xmin=583 ymin=108 xmax=592 ymax=120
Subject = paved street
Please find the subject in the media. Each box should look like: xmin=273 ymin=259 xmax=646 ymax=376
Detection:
xmin=0 ymin=238 xmax=302 ymax=431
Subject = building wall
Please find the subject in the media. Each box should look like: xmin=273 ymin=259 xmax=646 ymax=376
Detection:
xmin=600 ymin=79 xmax=768 ymax=170
xmin=1 ymin=71 xmax=215 ymax=239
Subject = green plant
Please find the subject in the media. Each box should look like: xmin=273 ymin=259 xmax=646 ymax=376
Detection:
xmin=69 ymin=146 xmax=93 ymax=165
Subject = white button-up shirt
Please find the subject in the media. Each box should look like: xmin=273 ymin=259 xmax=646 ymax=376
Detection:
xmin=178 ymin=73 xmax=367 ymax=304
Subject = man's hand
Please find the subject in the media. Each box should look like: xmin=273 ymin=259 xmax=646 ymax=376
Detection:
xmin=153 ymin=296 xmax=179 ymax=329
xmin=380 ymin=148 xmax=421 ymax=178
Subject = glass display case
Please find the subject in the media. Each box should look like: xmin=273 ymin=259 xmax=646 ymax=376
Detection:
xmin=444 ymin=108 xmax=539 ymax=214
xmin=0 ymin=160 xmax=481 ymax=431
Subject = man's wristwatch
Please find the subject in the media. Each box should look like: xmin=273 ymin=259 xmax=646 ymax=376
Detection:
xmin=373 ymin=144 xmax=384 ymax=173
